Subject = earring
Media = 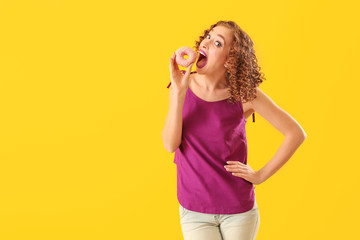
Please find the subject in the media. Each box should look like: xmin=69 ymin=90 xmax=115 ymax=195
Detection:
xmin=224 ymin=64 xmax=228 ymax=68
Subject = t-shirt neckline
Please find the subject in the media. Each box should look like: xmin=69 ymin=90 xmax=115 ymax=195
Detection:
xmin=188 ymin=86 xmax=229 ymax=103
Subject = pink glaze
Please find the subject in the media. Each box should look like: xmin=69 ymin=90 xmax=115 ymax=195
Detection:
xmin=175 ymin=47 xmax=197 ymax=67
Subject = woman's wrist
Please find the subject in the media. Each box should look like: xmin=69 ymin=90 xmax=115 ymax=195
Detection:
xmin=169 ymin=88 xmax=186 ymax=103
xmin=256 ymin=169 xmax=267 ymax=185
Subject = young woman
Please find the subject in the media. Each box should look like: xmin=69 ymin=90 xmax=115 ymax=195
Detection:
xmin=161 ymin=20 xmax=307 ymax=240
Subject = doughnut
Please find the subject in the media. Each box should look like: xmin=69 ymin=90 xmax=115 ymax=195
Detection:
xmin=175 ymin=47 xmax=197 ymax=67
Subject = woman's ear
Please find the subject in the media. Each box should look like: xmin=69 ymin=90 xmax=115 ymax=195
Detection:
xmin=224 ymin=60 xmax=230 ymax=68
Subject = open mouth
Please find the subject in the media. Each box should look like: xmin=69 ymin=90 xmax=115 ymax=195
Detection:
xmin=196 ymin=51 xmax=208 ymax=69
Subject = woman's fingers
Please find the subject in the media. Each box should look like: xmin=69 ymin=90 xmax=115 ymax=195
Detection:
xmin=169 ymin=52 xmax=179 ymax=76
xmin=169 ymin=52 xmax=194 ymax=88
xmin=169 ymin=53 xmax=176 ymax=77
xmin=172 ymin=52 xmax=180 ymax=72
xmin=184 ymin=62 xmax=194 ymax=77
xmin=224 ymin=162 xmax=247 ymax=172
xmin=169 ymin=55 xmax=173 ymax=72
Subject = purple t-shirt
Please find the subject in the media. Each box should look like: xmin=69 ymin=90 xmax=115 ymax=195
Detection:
xmin=167 ymin=77 xmax=255 ymax=214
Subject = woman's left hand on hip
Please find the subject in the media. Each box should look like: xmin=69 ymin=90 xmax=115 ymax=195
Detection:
xmin=224 ymin=161 xmax=263 ymax=185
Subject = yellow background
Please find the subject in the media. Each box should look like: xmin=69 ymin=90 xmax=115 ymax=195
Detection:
xmin=0 ymin=0 xmax=359 ymax=239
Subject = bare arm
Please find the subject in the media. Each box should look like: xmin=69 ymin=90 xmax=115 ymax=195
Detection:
xmin=161 ymin=88 xmax=186 ymax=153
xmin=162 ymin=52 xmax=194 ymax=153
xmin=249 ymin=87 xmax=307 ymax=183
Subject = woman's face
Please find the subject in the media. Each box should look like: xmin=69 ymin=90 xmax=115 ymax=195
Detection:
xmin=196 ymin=25 xmax=234 ymax=73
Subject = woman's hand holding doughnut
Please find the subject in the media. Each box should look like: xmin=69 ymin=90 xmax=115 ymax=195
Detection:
xmin=169 ymin=49 xmax=195 ymax=95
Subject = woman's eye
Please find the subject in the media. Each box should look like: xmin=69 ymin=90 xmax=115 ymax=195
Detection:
xmin=206 ymin=34 xmax=222 ymax=47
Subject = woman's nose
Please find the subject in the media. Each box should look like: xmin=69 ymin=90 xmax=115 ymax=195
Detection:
xmin=202 ymin=42 xmax=208 ymax=49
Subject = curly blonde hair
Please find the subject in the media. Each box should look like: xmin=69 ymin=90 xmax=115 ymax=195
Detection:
xmin=194 ymin=20 xmax=266 ymax=106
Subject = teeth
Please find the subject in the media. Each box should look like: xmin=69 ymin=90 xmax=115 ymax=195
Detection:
xmin=200 ymin=51 xmax=206 ymax=57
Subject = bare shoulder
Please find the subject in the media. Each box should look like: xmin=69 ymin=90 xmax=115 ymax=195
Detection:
xmin=245 ymin=87 xmax=271 ymax=111
xmin=248 ymin=87 xmax=307 ymax=137
xmin=242 ymin=87 xmax=266 ymax=113
xmin=244 ymin=87 xmax=279 ymax=120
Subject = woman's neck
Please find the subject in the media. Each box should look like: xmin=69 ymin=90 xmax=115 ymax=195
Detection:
xmin=193 ymin=73 xmax=228 ymax=92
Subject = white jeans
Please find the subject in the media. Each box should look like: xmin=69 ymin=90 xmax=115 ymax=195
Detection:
xmin=179 ymin=198 xmax=260 ymax=240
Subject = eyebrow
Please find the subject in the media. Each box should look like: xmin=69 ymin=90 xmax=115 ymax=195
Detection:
xmin=217 ymin=34 xmax=226 ymax=45
xmin=210 ymin=30 xmax=226 ymax=45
